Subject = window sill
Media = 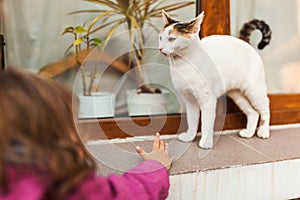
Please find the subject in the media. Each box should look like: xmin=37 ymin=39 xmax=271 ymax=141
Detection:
xmin=76 ymin=94 xmax=300 ymax=141
xmin=88 ymin=124 xmax=300 ymax=199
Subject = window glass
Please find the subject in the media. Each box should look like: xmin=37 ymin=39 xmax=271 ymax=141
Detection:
xmin=231 ymin=0 xmax=300 ymax=93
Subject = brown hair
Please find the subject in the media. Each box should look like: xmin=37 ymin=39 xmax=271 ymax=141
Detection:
xmin=0 ymin=67 xmax=96 ymax=199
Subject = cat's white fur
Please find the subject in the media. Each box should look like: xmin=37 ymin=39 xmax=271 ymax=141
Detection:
xmin=159 ymin=11 xmax=270 ymax=148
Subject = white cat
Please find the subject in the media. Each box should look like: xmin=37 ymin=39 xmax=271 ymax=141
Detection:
xmin=159 ymin=11 xmax=271 ymax=149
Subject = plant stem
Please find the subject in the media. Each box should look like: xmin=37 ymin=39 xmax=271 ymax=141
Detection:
xmin=80 ymin=65 xmax=87 ymax=96
xmin=134 ymin=55 xmax=145 ymax=85
xmin=86 ymin=32 xmax=90 ymax=50
xmin=75 ymin=33 xmax=87 ymax=96
xmin=87 ymin=64 xmax=98 ymax=96
xmin=126 ymin=19 xmax=148 ymax=92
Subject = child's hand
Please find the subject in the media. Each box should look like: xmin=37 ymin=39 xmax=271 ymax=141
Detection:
xmin=136 ymin=133 xmax=173 ymax=170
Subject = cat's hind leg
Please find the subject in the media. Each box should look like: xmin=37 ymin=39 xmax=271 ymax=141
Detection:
xmin=227 ymin=90 xmax=259 ymax=138
xmin=177 ymin=95 xmax=200 ymax=142
xmin=246 ymin=91 xmax=270 ymax=139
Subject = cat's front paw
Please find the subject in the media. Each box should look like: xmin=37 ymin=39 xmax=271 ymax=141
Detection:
xmin=177 ymin=132 xmax=196 ymax=142
xmin=239 ymin=129 xmax=255 ymax=138
xmin=257 ymin=127 xmax=269 ymax=139
xmin=199 ymin=138 xmax=213 ymax=149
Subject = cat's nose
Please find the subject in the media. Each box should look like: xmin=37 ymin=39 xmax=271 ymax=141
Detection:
xmin=159 ymin=48 xmax=163 ymax=52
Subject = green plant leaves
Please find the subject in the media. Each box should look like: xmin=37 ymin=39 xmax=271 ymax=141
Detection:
xmin=74 ymin=38 xmax=83 ymax=46
xmin=74 ymin=26 xmax=88 ymax=34
xmin=91 ymin=38 xmax=102 ymax=45
xmin=62 ymin=26 xmax=74 ymax=35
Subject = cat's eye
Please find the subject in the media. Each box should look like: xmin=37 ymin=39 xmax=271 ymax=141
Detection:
xmin=159 ymin=36 xmax=162 ymax=41
xmin=168 ymin=37 xmax=176 ymax=42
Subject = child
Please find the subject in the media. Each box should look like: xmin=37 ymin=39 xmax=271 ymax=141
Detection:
xmin=0 ymin=68 xmax=173 ymax=200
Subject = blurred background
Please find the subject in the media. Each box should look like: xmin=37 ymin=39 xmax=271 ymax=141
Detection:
xmin=1 ymin=0 xmax=299 ymax=101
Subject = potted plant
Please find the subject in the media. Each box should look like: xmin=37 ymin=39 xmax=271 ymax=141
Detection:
xmin=62 ymin=26 xmax=116 ymax=118
xmin=65 ymin=0 xmax=194 ymax=116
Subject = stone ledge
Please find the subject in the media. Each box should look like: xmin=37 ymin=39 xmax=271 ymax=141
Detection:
xmin=86 ymin=125 xmax=300 ymax=199
xmin=169 ymin=159 xmax=300 ymax=200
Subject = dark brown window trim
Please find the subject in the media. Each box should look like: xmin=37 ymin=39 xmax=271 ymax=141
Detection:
xmin=77 ymin=94 xmax=300 ymax=141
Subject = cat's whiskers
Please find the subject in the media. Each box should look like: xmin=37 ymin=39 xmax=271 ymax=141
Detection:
xmin=152 ymin=50 xmax=163 ymax=59
xmin=170 ymin=53 xmax=181 ymax=61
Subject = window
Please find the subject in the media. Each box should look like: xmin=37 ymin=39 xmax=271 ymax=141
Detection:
xmin=77 ymin=0 xmax=300 ymax=141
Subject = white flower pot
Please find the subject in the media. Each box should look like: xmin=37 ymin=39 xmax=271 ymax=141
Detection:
xmin=78 ymin=92 xmax=115 ymax=119
xmin=127 ymin=90 xmax=168 ymax=116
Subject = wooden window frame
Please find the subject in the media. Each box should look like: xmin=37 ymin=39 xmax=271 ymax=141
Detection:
xmin=77 ymin=0 xmax=300 ymax=140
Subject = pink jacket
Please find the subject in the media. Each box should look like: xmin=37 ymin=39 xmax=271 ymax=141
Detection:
xmin=0 ymin=160 xmax=170 ymax=200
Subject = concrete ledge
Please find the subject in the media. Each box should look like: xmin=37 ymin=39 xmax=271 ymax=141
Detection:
xmin=169 ymin=159 xmax=300 ymax=200
xmin=86 ymin=124 xmax=300 ymax=199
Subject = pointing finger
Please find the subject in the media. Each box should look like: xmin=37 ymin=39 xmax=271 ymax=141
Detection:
xmin=159 ymin=139 xmax=164 ymax=150
xmin=152 ymin=133 xmax=160 ymax=151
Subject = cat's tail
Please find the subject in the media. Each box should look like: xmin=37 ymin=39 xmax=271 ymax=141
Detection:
xmin=239 ymin=19 xmax=272 ymax=50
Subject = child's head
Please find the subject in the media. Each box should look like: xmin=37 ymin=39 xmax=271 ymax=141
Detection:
xmin=0 ymin=67 xmax=95 ymax=198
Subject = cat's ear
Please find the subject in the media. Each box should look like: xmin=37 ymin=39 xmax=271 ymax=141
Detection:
xmin=189 ymin=11 xmax=205 ymax=34
xmin=162 ymin=10 xmax=178 ymax=27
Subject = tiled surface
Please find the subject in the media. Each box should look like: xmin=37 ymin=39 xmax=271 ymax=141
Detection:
xmin=88 ymin=142 xmax=142 ymax=175
xmin=229 ymin=127 xmax=300 ymax=161
xmin=87 ymin=126 xmax=300 ymax=176
xmin=169 ymin=135 xmax=272 ymax=175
